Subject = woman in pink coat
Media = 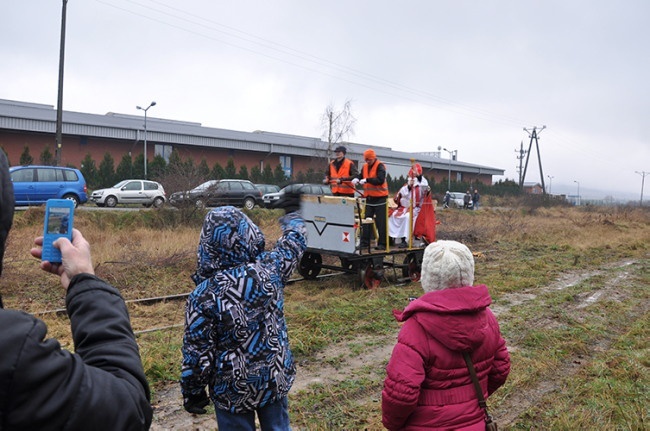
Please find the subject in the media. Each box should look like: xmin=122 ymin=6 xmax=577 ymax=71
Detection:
xmin=382 ymin=240 xmax=510 ymax=430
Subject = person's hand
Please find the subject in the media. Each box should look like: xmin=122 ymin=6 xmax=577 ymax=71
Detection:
xmin=336 ymin=178 xmax=342 ymax=184
xmin=322 ymin=177 xmax=328 ymax=184
xmin=31 ymin=228 xmax=94 ymax=290
xmin=351 ymin=178 xmax=359 ymax=186
xmin=359 ymin=179 xmax=367 ymax=185
xmin=183 ymin=390 xmax=210 ymax=415
xmin=277 ymin=191 xmax=303 ymax=214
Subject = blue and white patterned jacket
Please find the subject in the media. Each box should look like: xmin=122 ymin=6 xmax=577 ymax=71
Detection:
xmin=180 ymin=207 xmax=306 ymax=413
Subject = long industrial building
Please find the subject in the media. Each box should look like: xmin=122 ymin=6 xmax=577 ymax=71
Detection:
xmin=0 ymin=98 xmax=504 ymax=184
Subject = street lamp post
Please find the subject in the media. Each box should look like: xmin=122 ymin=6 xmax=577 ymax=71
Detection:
xmin=136 ymin=101 xmax=156 ymax=179
xmin=547 ymin=175 xmax=554 ymax=194
xmin=438 ymin=146 xmax=457 ymax=190
xmin=574 ymin=180 xmax=580 ymax=206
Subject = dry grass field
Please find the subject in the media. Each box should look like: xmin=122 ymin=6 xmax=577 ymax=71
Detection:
xmin=1 ymin=203 xmax=648 ymax=430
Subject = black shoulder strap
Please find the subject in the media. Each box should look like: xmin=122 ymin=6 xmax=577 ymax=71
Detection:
xmin=463 ymin=352 xmax=487 ymax=409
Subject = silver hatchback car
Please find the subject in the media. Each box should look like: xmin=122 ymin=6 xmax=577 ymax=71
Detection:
xmin=90 ymin=179 xmax=166 ymax=208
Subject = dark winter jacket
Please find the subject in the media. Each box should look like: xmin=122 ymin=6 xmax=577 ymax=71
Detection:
xmin=0 ymin=273 xmax=153 ymax=430
xmin=382 ymin=285 xmax=510 ymax=430
xmin=0 ymin=150 xmax=13 ymax=280
xmin=181 ymin=207 xmax=306 ymax=414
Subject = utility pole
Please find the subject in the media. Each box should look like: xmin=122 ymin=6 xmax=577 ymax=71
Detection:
xmin=55 ymin=0 xmax=68 ymax=166
xmin=636 ymin=171 xmax=648 ymax=206
xmin=515 ymin=141 xmax=527 ymax=186
xmin=520 ymin=126 xmax=547 ymax=194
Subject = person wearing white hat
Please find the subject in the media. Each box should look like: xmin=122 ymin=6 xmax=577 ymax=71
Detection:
xmin=382 ymin=240 xmax=510 ymax=430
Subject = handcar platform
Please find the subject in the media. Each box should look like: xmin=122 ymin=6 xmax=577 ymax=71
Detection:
xmin=298 ymin=195 xmax=433 ymax=289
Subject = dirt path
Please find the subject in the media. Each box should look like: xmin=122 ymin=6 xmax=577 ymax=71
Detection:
xmin=490 ymin=259 xmax=641 ymax=426
xmin=150 ymin=259 xmax=642 ymax=430
xmin=150 ymin=335 xmax=397 ymax=430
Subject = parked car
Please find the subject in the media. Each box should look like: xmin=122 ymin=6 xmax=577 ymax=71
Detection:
xmin=9 ymin=165 xmax=88 ymax=207
xmin=255 ymin=184 xmax=281 ymax=207
xmin=90 ymin=179 xmax=166 ymax=208
xmin=255 ymin=184 xmax=280 ymax=196
xmin=169 ymin=179 xmax=262 ymax=210
xmin=447 ymin=192 xmax=472 ymax=209
xmin=263 ymin=183 xmax=333 ymax=209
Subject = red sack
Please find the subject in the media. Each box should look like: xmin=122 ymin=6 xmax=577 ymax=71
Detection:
xmin=413 ymin=192 xmax=436 ymax=243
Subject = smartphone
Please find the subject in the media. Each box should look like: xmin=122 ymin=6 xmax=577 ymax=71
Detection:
xmin=42 ymin=199 xmax=75 ymax=263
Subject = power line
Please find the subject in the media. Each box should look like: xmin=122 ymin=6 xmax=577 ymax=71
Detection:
xmin=94 ymin=0 xmax=529 ymax=128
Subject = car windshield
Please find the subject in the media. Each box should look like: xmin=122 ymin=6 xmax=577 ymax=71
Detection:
xmin=193 ymin=180 xmax=218 ymax=191
xmin=112 ymin=180 xmax=129 ymax=188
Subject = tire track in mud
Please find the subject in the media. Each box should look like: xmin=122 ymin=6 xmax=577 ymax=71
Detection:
xmin=489 ymin=259 xmax=643 ymax=427
xmin=149 ymin=259 xmax=643 ymax=429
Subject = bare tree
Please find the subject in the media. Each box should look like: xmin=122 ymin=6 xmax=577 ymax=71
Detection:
xmin=320 ymin=100 xmax=356 ymax=162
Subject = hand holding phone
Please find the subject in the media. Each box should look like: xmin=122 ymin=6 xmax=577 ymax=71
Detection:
xmin=42 ymin=199 xmax=75 ymax=263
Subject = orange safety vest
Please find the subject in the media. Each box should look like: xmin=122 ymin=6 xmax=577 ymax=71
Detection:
xmin=362 ymin=160 xmax=389 ymax=198
xmin=329 ymin=158 xmax=355 ymax=196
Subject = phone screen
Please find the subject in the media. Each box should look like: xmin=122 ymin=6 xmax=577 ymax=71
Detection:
xmin=46 ymin=207 xmax=71 ymax=235
xmin=42 ymin=199 xmax=75 ymax=263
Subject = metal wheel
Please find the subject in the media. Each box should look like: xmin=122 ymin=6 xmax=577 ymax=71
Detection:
xmin=402 ymin=253 xmax=421 ymax=283
xmin=359 ymin=262 xmax=382 ymax=289
xmin=340 ymin=257 xmax=359 ymax=272
xmin=243 ymin=197 xmax=255 ymax=210
xmin=153 ymin=197 xmax=164 ymax=208
xmin=105 ymin=195 xmax=118 ymax=208
xmin=299 ymin=252 xmax=322 ymax=279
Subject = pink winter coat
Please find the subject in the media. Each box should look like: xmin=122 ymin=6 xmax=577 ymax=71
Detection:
xmin=382 ymin=285 xmax=510 ymax=430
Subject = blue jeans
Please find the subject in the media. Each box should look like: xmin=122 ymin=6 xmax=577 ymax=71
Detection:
xmin=215 ymin=396 xmax=291 ymax=431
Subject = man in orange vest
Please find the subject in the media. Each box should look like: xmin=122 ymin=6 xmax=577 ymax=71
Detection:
xmin=323 ymin=146 xmax=358 ymax=197
xmin=352 ymin=149 xmax=389 ymax=250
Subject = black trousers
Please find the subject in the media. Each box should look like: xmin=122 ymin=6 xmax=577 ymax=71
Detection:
xmin=362 ymin=197 xmax=388 ymax=246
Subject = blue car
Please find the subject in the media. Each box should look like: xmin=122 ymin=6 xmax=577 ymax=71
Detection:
xmin=10 ymin=165 xmax=88 ymax=207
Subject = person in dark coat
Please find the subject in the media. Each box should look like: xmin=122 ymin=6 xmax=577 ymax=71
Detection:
xmin=443 ymin=191 xmax=451 ymax=209
xmin=382 ymin=240 xmax=510 ymax=430
xmin=463 ymin=190 xmax=472 ymax=209
xmin=0 ymin=151 xmax=153 ymax=430
xmin=0 ymin=151 xmax=12 ymax=284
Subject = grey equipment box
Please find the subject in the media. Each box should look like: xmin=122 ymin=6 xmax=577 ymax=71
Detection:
xmin=301 ymin=195 xmax=361 ymax=254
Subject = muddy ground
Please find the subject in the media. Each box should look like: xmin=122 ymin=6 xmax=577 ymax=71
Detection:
xmin=150 ymin=258 xmax=643 ymax=430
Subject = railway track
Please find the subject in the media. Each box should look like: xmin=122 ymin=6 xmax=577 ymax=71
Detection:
xmin=35 ymin=272 xmax=347 ymax=337
xmin=36 ymin=270 xmax=412 ymax=335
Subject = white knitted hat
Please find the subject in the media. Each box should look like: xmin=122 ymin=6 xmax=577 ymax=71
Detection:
xmin=420 ymin=240 xmax=475 ymax=292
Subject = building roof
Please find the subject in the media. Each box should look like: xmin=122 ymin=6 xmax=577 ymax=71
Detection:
xmin=0 ymin=98 xmax=504 ymax=176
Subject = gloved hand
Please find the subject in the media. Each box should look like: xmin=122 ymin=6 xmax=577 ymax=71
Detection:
xmin=184 ymin=390 xmax=210 ymax=415
xmin=278 ymin=191 xmax=303 ymax=214
xmin=359 ymin=178 xmax=367 ymax=185
xmin=336 ymin=178 xmax=342 ymax=184
xmin=351 ymin=178 xmax=360 ymax=186
xmin=322 ymin=177 xmax=329 ymax=184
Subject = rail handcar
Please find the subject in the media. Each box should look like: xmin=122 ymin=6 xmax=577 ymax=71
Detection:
xmin=298 ymin=195 xmax=435 ymax=289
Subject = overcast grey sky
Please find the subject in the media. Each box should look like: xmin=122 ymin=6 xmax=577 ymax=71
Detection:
xmin=2 ymin=0 xmax=648 ymax=200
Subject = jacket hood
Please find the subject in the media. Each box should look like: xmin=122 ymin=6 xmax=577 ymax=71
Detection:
xmin=393 ymin=285 xmax=493 ymax=352
xmin=191 ymin=206 xmax=265 ymax=285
